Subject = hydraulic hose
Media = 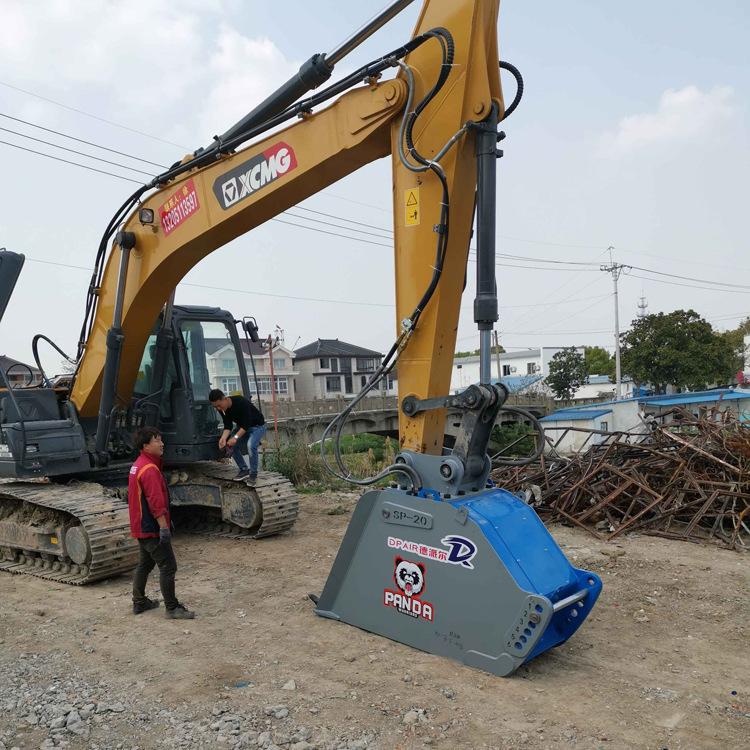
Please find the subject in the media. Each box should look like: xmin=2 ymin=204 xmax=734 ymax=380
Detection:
xmin=498 ymin=60 xmax=524 ymax=120
xmin=492 ymin=405 xmax=545 ymax=466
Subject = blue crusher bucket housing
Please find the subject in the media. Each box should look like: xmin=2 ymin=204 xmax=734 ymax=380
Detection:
xmin=315 ymin=485 xmax=602 ymax=677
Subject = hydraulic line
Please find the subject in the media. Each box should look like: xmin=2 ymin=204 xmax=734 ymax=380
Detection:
xmin=492 ymin=406 xmax=545 ymax=466
xmin=498 ymin=61 xmax=524 ymax=121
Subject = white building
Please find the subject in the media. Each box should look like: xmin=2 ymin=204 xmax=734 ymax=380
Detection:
xmin=450 ymin=347 xmax=584 ymax=394
xmin=206 ymin=339 xmax=298 ymax=402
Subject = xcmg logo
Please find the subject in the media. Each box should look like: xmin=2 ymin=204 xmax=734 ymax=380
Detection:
xmin=213 ymin=142 xmax=297 ymax=210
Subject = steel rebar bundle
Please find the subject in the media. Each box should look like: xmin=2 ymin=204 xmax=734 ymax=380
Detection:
xmin=490 ymin=407 xmax=750 ymax=550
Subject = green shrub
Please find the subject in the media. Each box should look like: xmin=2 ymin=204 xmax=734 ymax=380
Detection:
xmin=489 ymin=423 xmax=536 ymax=458
xmin=262 ymin=433 xmax=396 ymax=489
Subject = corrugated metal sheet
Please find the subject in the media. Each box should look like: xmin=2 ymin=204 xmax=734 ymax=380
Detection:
xmin=540 ymin=408 xmax=612 ymax=422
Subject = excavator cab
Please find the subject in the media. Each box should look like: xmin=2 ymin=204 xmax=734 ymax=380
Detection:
xmin=131 ymin=305 xmax=252 ymax=464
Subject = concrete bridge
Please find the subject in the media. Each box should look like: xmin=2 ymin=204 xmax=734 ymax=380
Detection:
xmin=257 ymin=393 xmax=569 ymax=445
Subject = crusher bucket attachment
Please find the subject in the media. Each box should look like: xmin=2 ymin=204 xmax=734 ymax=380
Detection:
xmin=314 ymin=486 xmax=602 ymax=677
xmin=313 ymin=385 xmax=602 ymax=678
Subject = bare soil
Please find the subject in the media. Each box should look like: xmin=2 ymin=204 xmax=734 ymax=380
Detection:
xmin=1 ymin=489 xmax=748 ymax=749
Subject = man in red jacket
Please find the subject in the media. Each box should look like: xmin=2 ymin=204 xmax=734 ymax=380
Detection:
xmin=128 ymin=427 xmax=195 ymax=619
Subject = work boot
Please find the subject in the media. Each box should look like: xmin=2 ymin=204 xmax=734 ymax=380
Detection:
xmin=165 ymin=603 xmax=195 ymax=620
xmin=132 ymin=598 xmax=160 ymax=615
xmin=233 ymin=469 xmax=250 ymax=482
xmin=246 ymin=473 xmax=258 ymax=486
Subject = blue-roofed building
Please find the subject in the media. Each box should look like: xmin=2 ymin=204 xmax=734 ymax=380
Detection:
xmin=539 ymin=387 xmax=750 ymax=454
xmin=539 ymin=403 xmax=629 ymax=452
xmin=640 ymin=388 xmax=750 ymax=419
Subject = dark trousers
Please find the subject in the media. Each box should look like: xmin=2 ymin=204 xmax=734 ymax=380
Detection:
xmin=132 ymin=538 xmax=178 ymax=610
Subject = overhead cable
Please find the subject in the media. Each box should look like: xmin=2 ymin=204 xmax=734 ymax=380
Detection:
xmin=0 ymin=80 xmax=189 ymax=149
xmin=0 ymin=140 xmax=142 ymax=184
xmin=0 ymin=112 xmax=168 ymax=168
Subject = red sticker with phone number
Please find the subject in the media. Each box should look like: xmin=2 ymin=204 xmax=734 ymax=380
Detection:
xmin=158 ymin=178 xmax=200 ymax=236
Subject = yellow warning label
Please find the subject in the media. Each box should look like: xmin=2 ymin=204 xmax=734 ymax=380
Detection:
xmin=405 ymin=188 xmax=420 ymax=226
xmin=50 ymin=537 xmax=58 ymax=545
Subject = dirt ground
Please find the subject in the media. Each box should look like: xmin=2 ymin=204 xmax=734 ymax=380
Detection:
xmin=1 ymin=489 xmax=748 ymax=750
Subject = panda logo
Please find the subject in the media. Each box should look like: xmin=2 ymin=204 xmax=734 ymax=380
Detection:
xmin=394 ymin=557 xmax=425 ymax=598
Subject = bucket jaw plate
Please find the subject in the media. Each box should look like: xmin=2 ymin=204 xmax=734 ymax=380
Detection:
xmin=315 ymin=487 xmax=602 ymax=677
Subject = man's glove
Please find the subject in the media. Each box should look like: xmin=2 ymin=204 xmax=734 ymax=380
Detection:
xmin=159 ymin=528 xmax=172 ymax=545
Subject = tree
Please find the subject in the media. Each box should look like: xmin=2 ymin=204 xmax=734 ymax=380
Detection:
xmin=718 ymin=316 xmax=750 ymax=379
xmin=455 ymin=344 xmax=504 ymax=358
xmin=584 ymin=346 xmax=615 ymax=377
xmin=620 ymin=310 xmax=735 ymax=394
xmin=547 ymin=347 xmax=587 ymax=400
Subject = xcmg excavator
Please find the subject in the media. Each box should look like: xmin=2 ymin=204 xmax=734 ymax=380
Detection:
xmin=0 ymin=0 xmax=601 ymax=676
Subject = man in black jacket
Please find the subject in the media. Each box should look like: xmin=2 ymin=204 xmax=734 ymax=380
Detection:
xmin=209 ymin=389 xmax=266 ymax=484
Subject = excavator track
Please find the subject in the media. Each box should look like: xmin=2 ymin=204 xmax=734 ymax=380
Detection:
xmin=168 ymin=462 xmax=299 ymax=539
xmin=0 ymin=481 xmax=138 ymax=585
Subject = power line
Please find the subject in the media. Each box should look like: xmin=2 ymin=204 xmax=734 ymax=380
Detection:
xmin=0 ymin=140 xmax=142 ymax=184
xmin=5 ymin=97 xmax=748 ymax=283
xmin=283 ymin=211 xmax=394 ymax=240
xmin=293 ymin=206 xmax=392 ymax=234
xmin=22 ymin=257 xmax=614 ymax=315
xmin=0 ymin=112 xmax=168 ymax=168
xmin=628 ymin=273 xmax=750 ymax=295
xmin=269 ymin=218 xmax=393 ymax=248
xmin=628 ymin=264 xmax=750 ymax=291
xmin=0 ymin=125 xmax=156 ymax=177
xmin=616 ymin=246 xmax=750 ymax=275
xmin=21 ymin=256 xmax=393 ymax=307
xmin=5 ymin=110 xmax=749 ymax=295
xmin=319 ymin=192 xmax=392 ymax=214
xmin=0 ymin=80 xmax=188 ymax=149
xmin=181 ymin=282 xmax=393 ymax=307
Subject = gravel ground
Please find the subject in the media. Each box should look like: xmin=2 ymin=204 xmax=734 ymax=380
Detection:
xmin=0 ymin=489 xmax=748 ymax=750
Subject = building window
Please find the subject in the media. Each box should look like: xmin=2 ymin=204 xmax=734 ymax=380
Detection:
xmin=222 ymin=359 xmax=235 ymax=370
xmin=319 ymin=358 xmax=329 ymax=368
xmin=273 ymin=358 xmax=286 ymax=369
xmin=527 ymin=362 xmax=535 ymax=375
xmin=600 ymin=421 xmax=608 ymax=432
xmin=275 ymin=376 xmax=288 ymax=395
xmin=255 ymin=376 xmax=289 ymax=395
xmin=326 ymin=376 xmax=341 ymax=392
xmin=502 ymin=364 xmax=511 ymax=377
xmin=356 ymin=358 xmax=376 ymax=371
xmin=331 ymin=359 xmax=339 ymax=373
xmin=387 ymin=375 xmax=396 ymax=390
xmin=361 ymin=375 xmax=367 ymax=388
xmin=345 ymin=375 xmax=353 ymax=394
xmin=221 ymin=378 xmax=239 ymax=392
xmin=256 ymin=378 xmax=272 ymax=394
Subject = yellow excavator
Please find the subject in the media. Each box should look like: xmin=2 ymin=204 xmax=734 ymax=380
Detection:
xmin=0 ymin=0 xmax=601 ymax=676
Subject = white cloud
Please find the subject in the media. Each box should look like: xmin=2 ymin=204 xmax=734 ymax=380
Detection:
xmin=597 ymin=85 xmax=735 ymax=159
xmin=199 ymin=27 xmax=300 ymax=137
xmin=0 ymin=1 xmax=299 ymax=146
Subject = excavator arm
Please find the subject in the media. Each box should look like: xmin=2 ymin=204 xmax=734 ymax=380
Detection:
xmin=71 ymin=0 xmax=504 ymax=462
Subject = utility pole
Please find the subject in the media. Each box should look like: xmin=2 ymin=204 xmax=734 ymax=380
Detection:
xmin=493 ymin=330 xmax=502 ymax=382
xmin=600 ymin=248 xmax=630 ymax=400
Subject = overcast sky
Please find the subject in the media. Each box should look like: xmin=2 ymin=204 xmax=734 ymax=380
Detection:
xmin=1 ymin=0 xmax=748 ymax=373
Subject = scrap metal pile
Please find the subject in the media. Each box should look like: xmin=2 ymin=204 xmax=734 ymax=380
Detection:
xmin=490 ymin=407 xmax=750 ymax=550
